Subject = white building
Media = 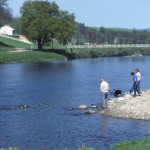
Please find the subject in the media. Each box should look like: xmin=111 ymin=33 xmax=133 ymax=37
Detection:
xmin=0 ymin=25 xmax=16 ymax=35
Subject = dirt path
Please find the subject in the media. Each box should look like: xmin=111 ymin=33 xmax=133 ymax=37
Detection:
xmin=8 ymin=48 xmax=29 ymax=52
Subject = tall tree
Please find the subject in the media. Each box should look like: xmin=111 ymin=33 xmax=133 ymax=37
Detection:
xmin=55 ymin=10 xmax=75 ymax=45
xmin=0 ymin=0 xmax=12 ymax=26
xmin=20 ymin=0 xmax=76 ymax=50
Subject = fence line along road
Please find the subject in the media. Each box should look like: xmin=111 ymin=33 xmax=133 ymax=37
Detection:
xmin=65 ymin=44 xmax=150 ymax=49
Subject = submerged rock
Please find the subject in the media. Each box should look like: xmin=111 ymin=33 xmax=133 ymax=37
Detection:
xmin=20 ymin=105 xmax=30 ymax=109
xmin=91 ymin=105 xmax=97 ymax=108
xmin=78 ymin=105 xmax=88 ymax=109
xmin=85 ymin=110 xmax=95 ymax=114
xmin=0 ymin=105 xmax=30 ymax=111
xmin=67 ymin=107 xmax=74 ymax=110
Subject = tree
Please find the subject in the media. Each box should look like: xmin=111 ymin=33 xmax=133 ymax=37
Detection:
xmin=20 ymin=0 xmax=76 ymax=50
xmin=55 ymin=10 xmax=75 ymax=45
xmin=0 ymin=0 xmax=12 ymax=26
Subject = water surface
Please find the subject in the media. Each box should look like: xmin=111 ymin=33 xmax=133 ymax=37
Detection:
xmin=0 ymin=56 xmax=150 ymax=150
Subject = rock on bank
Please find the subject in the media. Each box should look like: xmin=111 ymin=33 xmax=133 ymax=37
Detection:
xmin=100 ymin=90 xmax=150 ymax=120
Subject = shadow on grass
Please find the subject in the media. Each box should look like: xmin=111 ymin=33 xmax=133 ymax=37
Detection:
xmin=39 ymin=48 xmax=76 ymax=60
xmin=0 ymin=42 xmax=14 ymax=48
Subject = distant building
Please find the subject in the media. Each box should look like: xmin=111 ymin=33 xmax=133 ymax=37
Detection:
xmin=0 ymin=25 xmax=16 ymax=35
xmin=114 ymin=38 xmax=118 ymax=44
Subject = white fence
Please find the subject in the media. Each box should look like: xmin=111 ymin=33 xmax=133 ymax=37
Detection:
xmin=65 ymin=44 xmax=150 ymax=49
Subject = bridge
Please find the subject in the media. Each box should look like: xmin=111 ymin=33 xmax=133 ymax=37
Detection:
xmin=65 ymin=44 xmax=150 ymax=49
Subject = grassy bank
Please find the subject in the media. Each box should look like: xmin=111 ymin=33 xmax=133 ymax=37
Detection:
xmin=0 ymin=36 xmax=32 ymax=49
xmin=0 ymin=51 xmax=66 ymax=63
xmin=72 ymin=47 xmax=150 ymax=58
xmin=0 ymin=36 xmax=70 ymax=63
xmin=1 ymin=34 xmax=150 ymax=63
xmin=1 ymin=47 xmax=150 ymax=64
xmin=2 ymin=139 xmax=150 ymax=150
xmin=111 ymin=139 xmax=150 ymax=150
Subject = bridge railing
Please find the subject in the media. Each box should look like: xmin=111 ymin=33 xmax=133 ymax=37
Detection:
xmin=65 ymin=44 xmax=150 ymax=49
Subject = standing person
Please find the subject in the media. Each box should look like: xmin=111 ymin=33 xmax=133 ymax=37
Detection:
xmin=135 ymin=68 xmax=141 ymax=96
xmin=130 ymin=72 xmax=138 ymax=97
xmin=100 ymin=78 xmax=109 ymax=109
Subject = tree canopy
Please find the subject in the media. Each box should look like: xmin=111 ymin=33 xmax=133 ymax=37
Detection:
xmin=20 ymin=0 xmax=76 ymax=50
xmin=0 ymin=0 xmax=12 ymax=26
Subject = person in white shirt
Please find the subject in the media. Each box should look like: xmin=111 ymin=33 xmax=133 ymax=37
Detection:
xmin=135 ymin=68 xmax=141 ymax=96
xmin=100 ymin=78 xmax=109 ymax=109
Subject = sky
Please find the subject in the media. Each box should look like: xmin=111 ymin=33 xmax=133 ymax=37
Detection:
xmin=7 ymin=0 xmax=150 ymax=29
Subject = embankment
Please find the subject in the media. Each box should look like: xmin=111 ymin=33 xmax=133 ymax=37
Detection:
xmin=100 ymin=90 xmax=150 ymax=120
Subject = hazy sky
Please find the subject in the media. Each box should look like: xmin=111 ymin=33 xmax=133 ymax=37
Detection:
xmin=8 ymin=0 xmax=150 ymax=29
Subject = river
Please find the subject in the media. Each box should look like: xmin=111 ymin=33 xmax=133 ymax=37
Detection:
xmin=0 ymin=56 xmax=150 ymax=150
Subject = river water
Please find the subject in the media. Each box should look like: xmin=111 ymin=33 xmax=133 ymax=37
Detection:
xmin=0 ymin=56 xmax=150 ymax=150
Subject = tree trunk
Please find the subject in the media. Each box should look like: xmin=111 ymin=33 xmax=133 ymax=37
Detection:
xmin=52 ymin=39 xmax=53 ymax=49
xmin=37 ymin=38 xmax=44 ymax=50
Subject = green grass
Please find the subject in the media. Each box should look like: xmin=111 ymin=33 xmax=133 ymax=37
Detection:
xmin=111 ymin=139 xmax=150 ymax=150
xmin=90 ymin=27 xmax=133 ymax=32
xmin=0 ymin=35 xmax=69 ymax=63
xmin=73 ymin=48 xmax=127 ymax=58
xmin=1 ymin=33 xmax=150 ymax=63
xmin=106 ymin=27 xmax=133 ymax=32
xmin=0 ymin=36 xmax=32 ymax=49
xmin=1 ymin=139 xmax=150 ymax=150
xmin=0 ymin=51 xmax=66 ymax=63
xmin=0 ymin=42 xmax=16 ymax=52
xmin=0 ymin=34 xmax=65 ymax=50
xmin=72 ymin=47 xmax=150 ymax=58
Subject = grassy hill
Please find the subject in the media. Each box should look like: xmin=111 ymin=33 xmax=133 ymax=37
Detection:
xmin=106 ymin=27 xmax=133 ymax=32
xmin=0 ymin=35 xmax=67 ymax=63
xmin=0 ymin=35 xmax=33 ymax=50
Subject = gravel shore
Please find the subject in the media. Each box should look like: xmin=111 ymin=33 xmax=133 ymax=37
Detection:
xmin=100 ymin=90 xmax=150 ymax=120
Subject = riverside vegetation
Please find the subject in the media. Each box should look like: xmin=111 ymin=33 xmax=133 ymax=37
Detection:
xmin=0 ymin=39 xmax=67 ymax=63
xmin=1 ymin=36 xmax=150 ymax=64
xmin=1 ymin=0 xmax=150 ymax=63
xmin=2 ymin=139 xmax=150 ymax=150
xmin=1 ymin=32 xmax=150 ymax=63
xmin=72 ymin=47 xmax=150 ymax=58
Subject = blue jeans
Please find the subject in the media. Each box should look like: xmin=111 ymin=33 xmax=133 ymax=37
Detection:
xmin=136 ymin=81 xmax=141 ymax=94
xmin=101 ymin=92 xmax=108 ymax=108
xmin=130 ymin=83 xmax=137 ymax=96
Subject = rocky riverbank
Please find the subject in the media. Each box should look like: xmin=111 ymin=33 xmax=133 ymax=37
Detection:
xmin=100 ymin=90 xmax=150 ymax=120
